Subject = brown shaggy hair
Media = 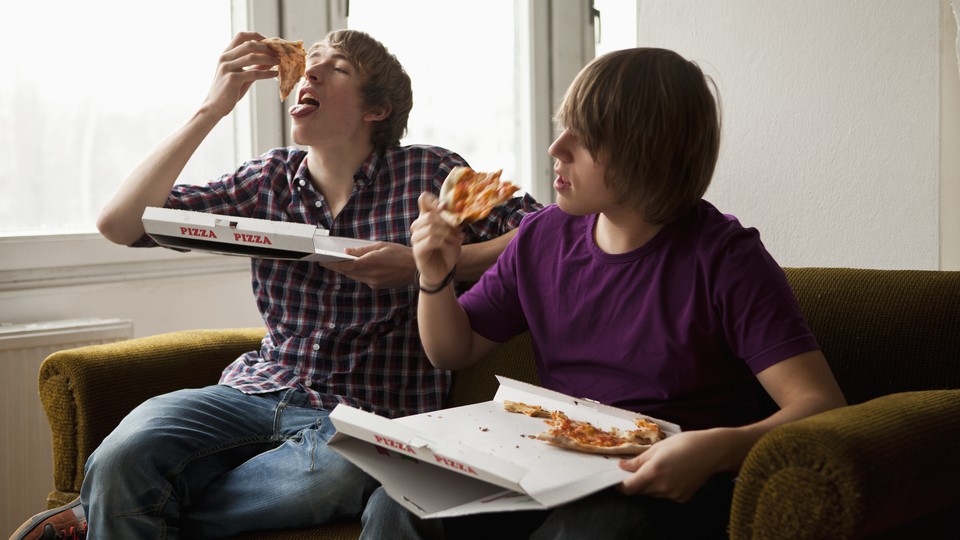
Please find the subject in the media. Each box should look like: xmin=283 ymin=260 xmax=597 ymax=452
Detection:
xmin=555 ymin=48 xmax=721 ymax=224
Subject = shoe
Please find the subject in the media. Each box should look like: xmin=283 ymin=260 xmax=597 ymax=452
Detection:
xmin=8 ymin=498 xmax=86 ymax=540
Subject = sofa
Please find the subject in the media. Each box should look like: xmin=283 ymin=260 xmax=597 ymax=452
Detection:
xmin=34 ymin=268 xmax=960 ymax=539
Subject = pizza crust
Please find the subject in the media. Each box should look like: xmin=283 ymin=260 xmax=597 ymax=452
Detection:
xmin=503 ymin=400 xmax=552 ymax=418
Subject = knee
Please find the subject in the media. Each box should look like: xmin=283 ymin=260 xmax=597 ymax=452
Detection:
xmin=360 ymin=488 xmax=406 ymax=535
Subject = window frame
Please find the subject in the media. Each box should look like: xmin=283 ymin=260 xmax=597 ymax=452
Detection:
xmin=0 ymin=0 xmax=595 ymax=291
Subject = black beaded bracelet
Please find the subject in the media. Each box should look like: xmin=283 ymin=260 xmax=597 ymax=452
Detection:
xmin=416 ymin=265 xmax=457 ymax=294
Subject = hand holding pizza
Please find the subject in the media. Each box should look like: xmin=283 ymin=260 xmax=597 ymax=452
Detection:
xmin=617 ymin=429 xmax=732 ymax=502
xmin=200 ymin=32 xmax=289 ymax=119
xmin=410 ymin=192 xmax=464 ymax=290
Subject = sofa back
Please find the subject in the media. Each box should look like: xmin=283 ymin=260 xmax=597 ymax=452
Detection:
xmin=449 ymin=268 xmax=960 ymax=409
xmin=784 ymin=268 xmax=960 ymax=405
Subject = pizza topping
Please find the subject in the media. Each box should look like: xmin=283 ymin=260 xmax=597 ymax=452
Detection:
xmin=503 ymin=401 xmax=665 ymax=456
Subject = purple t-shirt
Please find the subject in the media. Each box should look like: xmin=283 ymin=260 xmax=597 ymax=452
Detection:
xmin=459 ymin=202 xmax=819 ymax=429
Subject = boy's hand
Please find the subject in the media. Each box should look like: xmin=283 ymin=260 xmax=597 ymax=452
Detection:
xmin=322 ymin=242 xmax=416 ymax=289
xmin=617 ymin=430 xmax=727 ymax=502
xmin=200 ymin=32 xmax=280 ymax=119
xmin=410 ymin=192 xmax=464 ymax=288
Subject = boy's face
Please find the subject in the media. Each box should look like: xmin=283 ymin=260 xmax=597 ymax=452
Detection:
xmin=289 ymin=44 xmax=378 ymax=148
xmin=548 ymin=129 xmax=616 ymax=216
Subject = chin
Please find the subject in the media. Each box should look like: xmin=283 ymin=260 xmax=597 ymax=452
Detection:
xmin=555 ymin=197 xmax=587 ymax=216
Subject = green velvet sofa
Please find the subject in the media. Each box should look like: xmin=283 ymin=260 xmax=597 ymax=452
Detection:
xmin=34 ymin=268 xmax=960 ymax=539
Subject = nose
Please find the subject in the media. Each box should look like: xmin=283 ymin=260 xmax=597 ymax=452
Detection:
xmin=548 ymin=129 xmax=573 ymax=162
xmin=304 ymin=63 xmax=322 ymax=83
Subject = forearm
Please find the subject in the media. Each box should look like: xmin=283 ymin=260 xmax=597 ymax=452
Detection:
xmin=416 ymin=284 xmax=478 ymax=370
xmin=97 ymin=109 xmax=222 ymax=245
xmin=710 ymin=387 xmax=845 ymax=473
xmin=455 ymin=228 xmax=518 ymax=280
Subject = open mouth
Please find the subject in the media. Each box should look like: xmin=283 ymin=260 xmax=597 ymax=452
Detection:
xmin=290 ymin=88 xmax=320 ymax=118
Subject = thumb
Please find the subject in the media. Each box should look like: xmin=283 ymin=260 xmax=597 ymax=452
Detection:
xmin=417 ymin=191 xmax=439 ymax=214
xmin=344 ymin=241 xmax=383 ymax=257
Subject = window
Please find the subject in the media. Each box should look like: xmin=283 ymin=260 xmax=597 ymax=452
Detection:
xmin=0 ymin=0 xmax=238 ymax=234
xmin=347 ymin=1 xmax=519 ymax=185
xmin=593 ymin=0 xmax=638 ymax=57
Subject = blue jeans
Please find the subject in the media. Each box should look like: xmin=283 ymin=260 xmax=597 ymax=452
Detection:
xmin=360 ymin=474 xmax=734 ymax=540
xmin=79 ymin=385 xmax=378 ymax=539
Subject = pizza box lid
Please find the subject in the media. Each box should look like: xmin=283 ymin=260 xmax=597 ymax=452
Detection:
xmin=328 ymin=376 xmax=681 ymax=518
xmin=142 ymin=206 xmax=376 ymax=262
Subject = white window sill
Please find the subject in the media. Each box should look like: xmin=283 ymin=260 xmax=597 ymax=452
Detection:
xmin=0 ymin=232 xmax=249 ymax=291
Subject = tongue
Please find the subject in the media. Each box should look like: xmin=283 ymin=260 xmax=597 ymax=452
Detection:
xmin=289 ymin=103 xmax=319 ymax=118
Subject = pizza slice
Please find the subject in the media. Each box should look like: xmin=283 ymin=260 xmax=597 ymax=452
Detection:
xmin=531 ymin=409 xmax=664 ymax=456
xmin=263 ymin=37 xmax=306 ymax=101
xmin=438 ymin=166 xmax=521 ymax=226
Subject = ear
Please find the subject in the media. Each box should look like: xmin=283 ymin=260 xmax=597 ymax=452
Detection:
xmin=363 ymin=104 xmax=391 ymax=122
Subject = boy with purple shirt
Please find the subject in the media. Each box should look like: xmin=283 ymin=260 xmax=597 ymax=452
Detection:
xmin=361 ymin=47 xmax=846 ymax=538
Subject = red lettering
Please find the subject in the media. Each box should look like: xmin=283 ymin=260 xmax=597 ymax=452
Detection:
xmin=179 ymin=227 xmax=217 ymax=239
xmin=434 ymin=455 xmax=478 ymax=475
xmin=232 ymin=233 xmax=273 ymax=245
xmin=373 ymin=434 xmax=417 ymax=455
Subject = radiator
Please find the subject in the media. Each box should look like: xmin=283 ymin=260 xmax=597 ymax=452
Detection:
xmin=0 ymin=318 xmax=133 ymax=534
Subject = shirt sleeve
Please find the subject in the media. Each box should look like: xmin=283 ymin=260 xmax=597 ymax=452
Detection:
xmin=131 ymin=150 xmax=287 ymax=247
xmin=458 ymin=218 xmax=531 ymax=342
xmin=710 ymin=225 xmax=820 ymax=374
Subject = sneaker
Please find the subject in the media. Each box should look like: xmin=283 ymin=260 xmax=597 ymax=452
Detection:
xmin=8 ymin=498 xmax=86 ymax=540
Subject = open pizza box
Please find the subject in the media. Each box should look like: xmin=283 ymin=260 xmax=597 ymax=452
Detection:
xmin=142 ymin=207 xmax=376 ymax=262
xmin=328 ymin=376 xmax=681 ymax=519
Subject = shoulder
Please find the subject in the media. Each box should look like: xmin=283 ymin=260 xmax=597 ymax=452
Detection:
xmin=237 ymin=147 xmax=307 ymax=179
xmin=381 ymin=144 xmax=467 ymax=169
xmin=518 ymin=204 xmax=568 ymax=229
xmin=684 ymin=200 xmax=764 ymax=257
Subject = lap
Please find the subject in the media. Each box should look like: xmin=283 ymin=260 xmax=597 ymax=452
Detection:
xmin=361 ymin=473 xmax=734 ymax=540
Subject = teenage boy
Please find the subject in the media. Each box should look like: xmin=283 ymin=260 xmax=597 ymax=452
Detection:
xmin=11 ymin=29 xmax=539 ymax=540
xmin=360 ymin=47 xmax=845 ymax=539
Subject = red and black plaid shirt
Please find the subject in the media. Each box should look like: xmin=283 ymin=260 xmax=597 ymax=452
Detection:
xmin=137 ymin=145 xmax=540 ymax=418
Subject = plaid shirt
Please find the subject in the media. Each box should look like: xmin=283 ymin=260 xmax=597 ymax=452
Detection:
xmin=139 ymin=145 xmax=540 ymax=418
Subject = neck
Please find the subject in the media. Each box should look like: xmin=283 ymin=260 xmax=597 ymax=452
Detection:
xmin=594 ymin=208 xmax=663 ymax=254
xmin=305 ymin=141 xmax=374 ymax=217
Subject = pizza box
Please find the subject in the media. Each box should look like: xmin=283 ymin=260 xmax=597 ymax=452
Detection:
xmin=142 ymin=207 xmax=376 ymax=262
xmin=328 ymin=376 xmax=681 ymax=519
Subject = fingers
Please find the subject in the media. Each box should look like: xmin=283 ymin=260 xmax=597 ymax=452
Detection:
xmin=225 ymin=31 xmax=268 ymax=51
xmin=344 ymin=242 xmax=385 ymax=258
xmin=417 ymin=191 xmax=440 ymax=214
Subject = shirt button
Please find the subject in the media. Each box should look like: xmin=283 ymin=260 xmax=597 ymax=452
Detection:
xmin=334 ymin=284 xmax=341 ymax=291
xmin=299 ymin=179 xmax=306 ymax=186
xmin=328 ymin=322 xmax=336 ymax=329
xmin=314 ymin=201 xmax=322 ymax=208
xmin=312 ymin=343 xmax=320 ymax=351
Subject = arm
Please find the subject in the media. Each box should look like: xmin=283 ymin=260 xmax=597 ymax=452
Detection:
xmin=96 ymin=32 xmax=279 ymax=246
xmin=324 ymin=228 xmax=519 ymax=289
xmin=409 ymin=192 xmax=500 ymax=369
xmin=619 ymin=350 xmax=845 ymax=502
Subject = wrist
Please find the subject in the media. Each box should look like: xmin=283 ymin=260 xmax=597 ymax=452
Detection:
xmin=416 ymin=265 xmax=457 ymax=294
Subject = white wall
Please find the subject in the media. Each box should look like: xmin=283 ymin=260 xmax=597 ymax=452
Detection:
xmin=637 ymin=0 xmax=957 ymax=270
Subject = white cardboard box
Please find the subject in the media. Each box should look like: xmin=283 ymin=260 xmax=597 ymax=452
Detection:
xmin=328 ymin=377 xmax=680 ymax=518
xmin=142 ymin=207 xmax=376 ymax=262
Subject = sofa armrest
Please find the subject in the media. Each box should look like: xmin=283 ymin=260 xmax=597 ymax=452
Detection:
xmin=730 ymin=389 xmax=960 ymax=539
xmin=38 ymin=327 xmax=265 ymax=496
